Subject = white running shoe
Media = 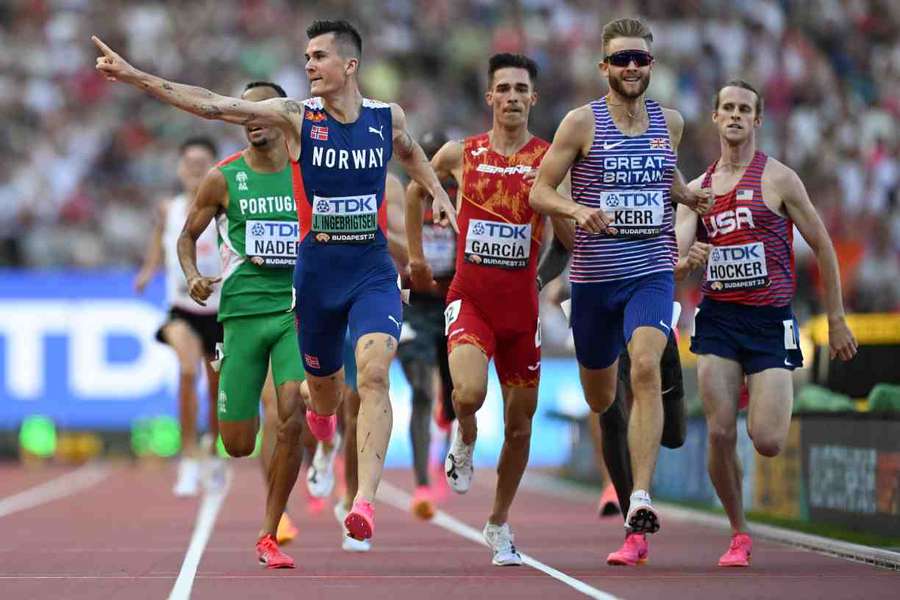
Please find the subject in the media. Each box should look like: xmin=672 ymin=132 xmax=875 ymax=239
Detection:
xmin=444 ymin=423 xmax=474 ymax=494
xmin=333 ymin=502 xmax=371 ymax=552
xmin=307 ymin=433 xmax=341 ymax=498
xmin=173 ymin=458 xmax=200 ymax=497
xmin=204 ymin=457 xmax=228 ymax=493
xmin=483 ymin=522 xmax=523 ymax=566
xmin=625 ymin=490 xmax=660 ymax=534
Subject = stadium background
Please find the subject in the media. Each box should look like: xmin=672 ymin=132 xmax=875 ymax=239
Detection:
xmin=0 ymin=0 xmax=898 ymax=533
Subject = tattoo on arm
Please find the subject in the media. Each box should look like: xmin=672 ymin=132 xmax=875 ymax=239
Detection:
xmin=385 ymin=337 xmax=395 ymax=350
xmin=395 ymin=130 xmax=415 ymax=160
xmin=285 ymin=100 xmax=303 ymax=114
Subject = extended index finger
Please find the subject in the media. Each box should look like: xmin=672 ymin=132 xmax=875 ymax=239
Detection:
xmin=91 ymin=35 xmax=115 ymax=56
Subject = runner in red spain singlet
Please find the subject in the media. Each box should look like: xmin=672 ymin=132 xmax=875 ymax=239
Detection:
xmin=445 ymin=132 xmax=548 ymax=381
xmin=406 ymin=53 xmax=558 ymax=567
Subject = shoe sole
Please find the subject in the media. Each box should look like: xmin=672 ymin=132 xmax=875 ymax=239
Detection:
xmin=718 ymin=558 xmax=751 ymax=567
xmin=607 ymin=556 xmax=648 ymax=566
xmin=411 ymin=500 xmax=436 ymax=520
xmin=444 ymin=453 xmax=473 ymax=494
xmin=258 ymin=557 xmax=295 ymax=569
xmin=492 ymin=559 xmax=524 ymax=566
xmin=627 ymin=507 xmax=660 ymax=534
xmin=344 ymin=512 xmax=373 ymax=541
xmin=599 ymin=502 xmax=621 ymax=517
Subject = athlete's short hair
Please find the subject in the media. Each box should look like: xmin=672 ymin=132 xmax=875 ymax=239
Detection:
xmin=713 ymin=79 xmax=764 ymax=117
xmin=306 ymin=20 xmax=362 ymax=59
xmin=244 ymin=81 xmax=287 ymax=98
xmin=601 ymin=17 xmax=653 ymax=53
xmin=179 ymin=136 xmax=217 ymax=158
xmin=488 ymin=53 xmax=538 ymax=86
xmin=420 ymin=130 xmax=448 ymax=160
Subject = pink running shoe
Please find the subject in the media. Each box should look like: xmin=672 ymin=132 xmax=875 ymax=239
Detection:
xmin=306 ymin=410 xmax=336 ymax=442
xmin=344 ymin=499 xmax=375 ymax=541
xmin=411 ymin=485 xmax=436 ymax=520
xmin=598 ymin=483 xmax=621 ymax=517
xmin=256 ymin=533 xmax=295 ymax=569
xmin=607 ymin=532 xmax=648 ymax=566
xmin=718 ymin=533 xmax=752 ymax=567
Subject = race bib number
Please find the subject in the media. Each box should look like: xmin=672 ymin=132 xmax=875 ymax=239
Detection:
xmin=311 ymin=193 xmax=378 ymax=244
xmin=464 ymin=219 xmax=531 ymax=269
xmin=599 ymin=189 xmax=665 ymax=237
xmin=245 ymin=220 xmax=299 ymax=267
xmin=423 ymin=225 xmax=456 ymax=277
xmin=706 ymin=242 xmax=770 ymax=291
xmin=444 ymin=299 xmax=462 ymax=336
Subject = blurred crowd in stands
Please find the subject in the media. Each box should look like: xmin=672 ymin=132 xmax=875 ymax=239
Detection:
xmin=2 ymin=0 xmax=897 ymax=335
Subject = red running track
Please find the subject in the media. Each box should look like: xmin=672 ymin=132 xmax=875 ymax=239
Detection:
xmin=0 ymin=461 xmax=894 ymax=599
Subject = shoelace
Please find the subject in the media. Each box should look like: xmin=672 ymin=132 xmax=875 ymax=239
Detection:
xmin=729 ymin=537 xmax=746 ymax=552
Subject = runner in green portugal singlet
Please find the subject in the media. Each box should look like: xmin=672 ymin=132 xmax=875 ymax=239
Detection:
xmin=176 ymin=81 xmax=307 ymax=568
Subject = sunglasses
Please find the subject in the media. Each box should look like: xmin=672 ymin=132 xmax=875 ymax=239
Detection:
xmin=604 ymin=50 xmax=653 ymax=68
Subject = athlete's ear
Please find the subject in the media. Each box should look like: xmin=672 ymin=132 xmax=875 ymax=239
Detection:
xmin=485 ymin=89 xmax=493 ymax=108
xmin=530 ymin=90 xmax=538 ymax=107
xmin=345 ymin=57 xmax=359 ymax=77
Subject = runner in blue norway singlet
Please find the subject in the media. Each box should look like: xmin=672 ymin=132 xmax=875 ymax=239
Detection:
xmin=291 ymin=97 xmax=403 ymax=376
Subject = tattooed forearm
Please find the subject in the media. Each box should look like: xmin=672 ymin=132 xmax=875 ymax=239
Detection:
xmin=131 ymin=69 xmax=280 ymax=126
xmin=200 ymin=104 xmax=223 ymax=118
xmin=394 ymin=130 xmax=416 ymax=160
xmin=285 ymin=100 xmax=303 ymax=114
xmin=385 ymin=337 xmax=395 ymax=350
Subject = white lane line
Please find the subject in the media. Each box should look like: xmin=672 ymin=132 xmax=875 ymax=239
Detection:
xmin=0 ymin=463 xmax=110 ymax=519
xmin=522 ymin=472 xmax=900 ymax=571
xmin=167 ymin=470 xmax=232 ymax=600
xmin=378 ymin=481 xmax=620 ymax=600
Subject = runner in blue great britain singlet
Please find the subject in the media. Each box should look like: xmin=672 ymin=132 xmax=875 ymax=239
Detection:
xmin=569 ymin=98 xmax=677 ymax=369
xmin=291 ymin=97 xmax=403 ymax=376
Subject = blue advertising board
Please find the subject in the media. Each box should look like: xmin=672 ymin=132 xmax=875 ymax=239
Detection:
xmin=0 ymin=270 xmax=581 ymax=467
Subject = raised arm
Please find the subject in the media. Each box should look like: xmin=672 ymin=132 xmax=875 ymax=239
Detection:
xmin=384 ymin=173 xmax=409 ymax=270
xmin=405 ymin=140 xmax=462 ymax=292
xmin=134 ymin=200 xmax=167 ymax=294
xmin=177 ymin=167 xmax=226 ymax=307
xmin=92 ymin=36 xmax=301 ymax=150
xmin=775 ymin=163 xmax=857 ymax=360
xmin=530 ymin=107 xmax=612 ymax=233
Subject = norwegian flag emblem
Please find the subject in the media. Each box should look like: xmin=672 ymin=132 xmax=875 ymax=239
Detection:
xmin=310 ymin=125 xmax=329 ymax=141
xmin=304 ymin=354 xmax=320 ymax=369
xmin=737 ymin=189 xmax=754 ymax=201
xmin=650 ymin=138 xmax=669 ymax=149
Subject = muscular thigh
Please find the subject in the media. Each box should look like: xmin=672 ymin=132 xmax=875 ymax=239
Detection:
xmin=697 ymin=354 xmax=745 ymax=426
xmin=160 ymin=319 xmax=203 ymax=371
xmin=746 ymin=368 xmax=793 ymax=440
xmin=218 ymin=315 xmax=273 ymax=422
xmin=494 ymin=315 xmax=541 ymax=389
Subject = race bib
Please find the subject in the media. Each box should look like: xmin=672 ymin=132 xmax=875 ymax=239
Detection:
xmin=444 ymin=299 xmax=462 ymax=335
xmin=311 ymin=193 xmax=378 ymax=244
xmin=706 ymin=242 xmax=770 ymax=291
xmin=245 ymin=220 xmax=299 ymax=267
xmin=464 ymin=219 xmax=531 ymax=269
xmin=599 ymin=189 xmax=665 ymax=237
xmin=423 ymin=225 xmax=456 ymax=277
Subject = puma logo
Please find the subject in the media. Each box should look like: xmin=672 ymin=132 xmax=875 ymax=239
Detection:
xmin=388 ymin=315 xmax=401 ymax=330
xmin=369 ymin=125 xmax=384 ymax=141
